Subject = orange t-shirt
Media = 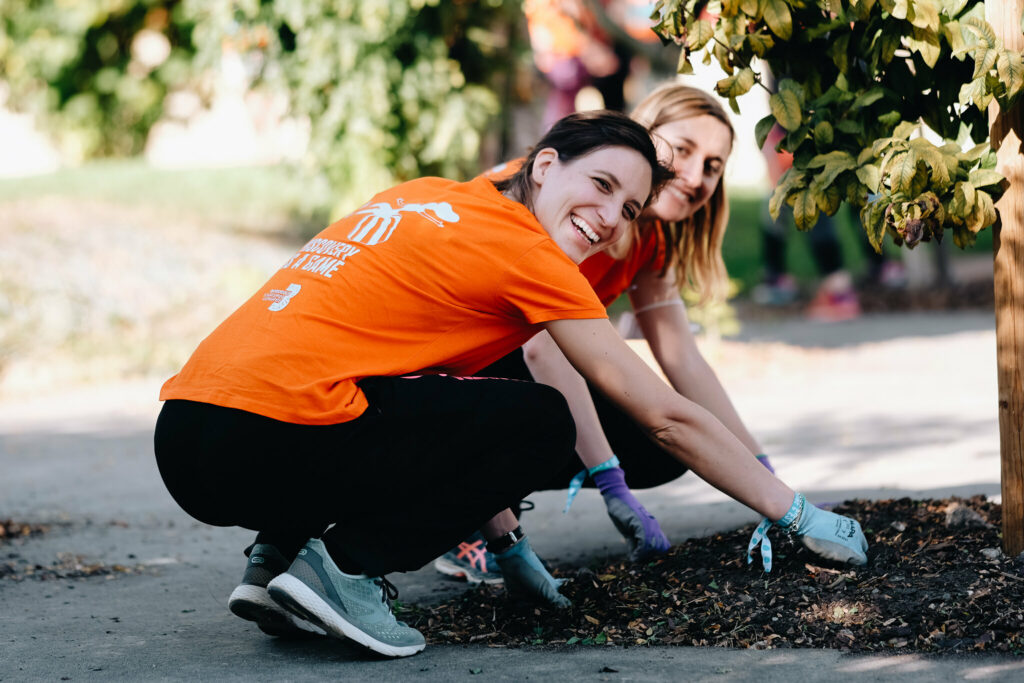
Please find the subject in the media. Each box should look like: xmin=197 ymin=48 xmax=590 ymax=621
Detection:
xmin=580 ymin=221 xmax=668 ymax=307
xmin=160 ymin=176 xmax=607 ymax=425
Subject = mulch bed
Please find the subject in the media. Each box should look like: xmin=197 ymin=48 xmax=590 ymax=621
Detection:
xmin=408 ymin=497 xmax=1024 ymax=654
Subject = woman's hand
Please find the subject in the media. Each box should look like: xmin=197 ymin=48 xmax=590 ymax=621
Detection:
xmin=494 ymin=536 xmax=571 ymax=608
xmin=592 ymin=466 xmax=671 ymax=561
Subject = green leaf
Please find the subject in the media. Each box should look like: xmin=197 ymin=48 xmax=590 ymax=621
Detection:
xmin=852 ymin=87 xmax=885 ymax=109
xmin=829 ymin=32 xmax=851 ymax=74
xmin=769 ymin=90 xmax=802 ymax=131
xmin=716 ymin=67 xmax=757 ymax=98
xmin=968 ymin=168 xmax=1005 ymax=189
xmin=836 ymin=119 xmax=865 ymax=136
xmin=813 ymin=121 xmax=834 ymax=147
xmin=566 ymin=636 xmax=580 ymax=645
xmin=907 ymin=27 xmax=941 ymax=68
xmin=791 ymin=189 xmax=821 ymax=230
xmin=857 ymin=163 xmax=882 ymax=192
xmin=755 ymin=114 xmax=777 ymax=150
xmin=595 ymin=632 xmax=609 ymax=644
xmin=741 ymin=0 xmax=760 ymax=16
xmin=687 ymin=19 xmax=715 ymax=51
xmin=763 ymin=0 xmax=793 ymax=40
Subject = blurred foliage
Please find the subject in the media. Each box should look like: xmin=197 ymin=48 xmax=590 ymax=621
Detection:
xmin=653 ymin=0 xmax=1023 ymax=252
xmin=0 ymin=0 xmax=196 ymax=160
xmin=182 ymin=0 xmax=527 ymax=215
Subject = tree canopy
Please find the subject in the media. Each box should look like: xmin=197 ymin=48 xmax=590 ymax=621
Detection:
xmin=653 ymin=0 xmax=1024 ymax=251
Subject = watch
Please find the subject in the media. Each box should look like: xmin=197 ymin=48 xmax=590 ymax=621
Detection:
xmin=486 ymin=525 xmax=525 ymax=555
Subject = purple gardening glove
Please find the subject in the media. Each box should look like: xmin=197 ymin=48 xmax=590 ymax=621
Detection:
xmin=592 ymin=467 xmax=671 ymax=562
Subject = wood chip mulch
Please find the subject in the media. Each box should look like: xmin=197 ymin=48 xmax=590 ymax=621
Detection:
xmin=406 ymin=497 xmax=1024 ymax=654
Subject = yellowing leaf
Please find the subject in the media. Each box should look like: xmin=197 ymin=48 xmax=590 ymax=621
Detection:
xmin=996 ymin=51 xmax=1024 ymax=100
xmin=907 ymin=27 xmax=941 ymax=68
xmin=968 ymin=168 xmax=1005 ymax=189
xmin=856 ymin=163 xmax=882 ymax=192
xmin=908 ymin=0 xmax=940 ymax=29
xmin=791 ymin=189 xmax=820 ymax=230
xmin=961 ymin=16 xmax=996 ymax=50
xmin=973 ymin=47 xmax=998 ymax=79
xmin=585 ymin=615 xmax=600 ymax=625
xmin=861 ymin=200 xmax=887 ymax=253
xmin=763 ymin=0 xmax=792 ymax=41
xmin=769 ymin=90 xmax=802 ymax=131
xmin=769 ymin=167 xmax=806 ymax=219
xmin=740 ymin=0 xmax=760 ymax=16
xmin=886 ymin=150 xmax=919 ymax=193
xmin=943 ymin=21 xmax=968 ymax=60
xmin=716 ymin=67 xmax=756 ymax=98
xmin=687 ymin=19 xmax=715 ymax=51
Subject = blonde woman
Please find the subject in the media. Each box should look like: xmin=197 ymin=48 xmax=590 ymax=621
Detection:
xmin=436 ymin=84 xmax=779 ymax=583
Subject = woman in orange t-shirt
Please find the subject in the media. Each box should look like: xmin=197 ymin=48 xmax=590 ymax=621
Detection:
xmin=438 ymin=85 xmax=776 ymax=584
xmin=154 ymin=110 xmax=867 ymax=659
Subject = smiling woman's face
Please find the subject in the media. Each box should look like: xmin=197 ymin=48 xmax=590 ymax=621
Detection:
xmin=649 ymin=115 xmax=732 ymax=223
xmin=529 ymin=146 xmax=652 ymax=264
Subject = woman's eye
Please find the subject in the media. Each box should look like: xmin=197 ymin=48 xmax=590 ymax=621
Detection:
xmin=594 ymin=177 xmax=610 ymax=192
xmin=623 ymin=206 xmax=637 ymax=221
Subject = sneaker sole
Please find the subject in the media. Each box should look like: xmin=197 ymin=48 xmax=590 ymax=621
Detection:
xmin=267 ymin=574 xmax=425 ymax=658
xmin=228 ymin=584 xmax=326 ymax=638
xmin=433 ymin=557 xmax=503 ymax=585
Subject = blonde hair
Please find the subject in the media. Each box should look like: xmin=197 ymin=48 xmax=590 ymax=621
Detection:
xmin=630 ymin=83 xmax=734 ymax=303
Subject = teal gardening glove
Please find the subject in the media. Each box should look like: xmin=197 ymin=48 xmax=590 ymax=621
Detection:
xmin=747 ymin=493 xmax=868 ymax=571
xmin=494 ymin=535 xmax=570 ymax=608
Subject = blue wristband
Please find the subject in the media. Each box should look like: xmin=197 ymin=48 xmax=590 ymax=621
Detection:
xmin=563 ymin=455 xmax=621 ymax=513
xmin=587 ymin=454 xmax=620 ymax=476
xmin=775 ymin=492 xmax=806 ymax=530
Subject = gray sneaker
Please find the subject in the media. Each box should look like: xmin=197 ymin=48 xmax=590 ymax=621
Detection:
xmin=266 ymin=538 xmax=426 ymax=657
xmin=228 ymin=543 xmax=326 ymax=637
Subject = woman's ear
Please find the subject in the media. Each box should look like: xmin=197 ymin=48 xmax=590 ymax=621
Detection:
xmin=531 ymin=148 xmax=559 ymax=185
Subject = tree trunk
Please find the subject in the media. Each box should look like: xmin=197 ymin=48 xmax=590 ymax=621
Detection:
xmin=988 ymin=0 xmax=1024 ymax=557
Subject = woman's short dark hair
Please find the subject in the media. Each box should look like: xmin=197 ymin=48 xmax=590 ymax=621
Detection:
xmin=494 ymin=110 xmax=673 ymax=211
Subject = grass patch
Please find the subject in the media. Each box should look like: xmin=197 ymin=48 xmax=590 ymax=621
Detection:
xmin=0 ymin=160 xmax=327 ymax=234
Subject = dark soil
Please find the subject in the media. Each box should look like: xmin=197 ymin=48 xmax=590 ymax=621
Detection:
xmin=409 ymin=497 xmax=1024 ymax=655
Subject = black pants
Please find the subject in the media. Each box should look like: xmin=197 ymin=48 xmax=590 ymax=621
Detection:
xmin=477 ymin=349 xmax=688 ymax=490
xmin=154 ymin=375 xmax=575 ymax=576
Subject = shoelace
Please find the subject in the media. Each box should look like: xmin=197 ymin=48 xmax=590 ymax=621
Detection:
xmin=374 ymin=576 xmax=399 ymax=609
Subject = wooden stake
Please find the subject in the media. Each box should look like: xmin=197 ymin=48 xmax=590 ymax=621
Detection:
xmin=988 ymin=0 xmax=1024 ymax=557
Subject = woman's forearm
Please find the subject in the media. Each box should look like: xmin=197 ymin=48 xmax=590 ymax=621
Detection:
xmin=545 ymin=318 xmax=794 ymax=521
xmin=523 ymin=331 xmax=617 ymax=470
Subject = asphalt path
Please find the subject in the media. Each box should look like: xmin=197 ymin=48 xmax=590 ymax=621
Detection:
xmin=2 ymin=310 xmax=1022 ymax=681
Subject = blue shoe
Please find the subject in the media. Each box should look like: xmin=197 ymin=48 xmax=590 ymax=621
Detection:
xmin=228 ymin=543 xmax=325 ymax=637
xmin=267 ymin=539 xmax=425 ymax=658
xmin=433 ymin=533 xmax=503 ymax=585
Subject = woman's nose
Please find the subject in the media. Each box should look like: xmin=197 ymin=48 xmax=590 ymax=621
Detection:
xmin=675 ymin=157 xmax=702 ymax=187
